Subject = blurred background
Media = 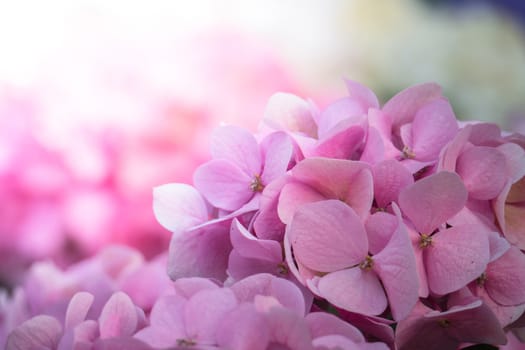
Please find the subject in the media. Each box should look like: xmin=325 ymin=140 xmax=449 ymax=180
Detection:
xmin=0 ymin=0 xmax=524 ymax=288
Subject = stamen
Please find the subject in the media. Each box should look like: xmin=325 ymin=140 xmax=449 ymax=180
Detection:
xmin=402 ymin=146 xmax=416 ymax=159
xmin=438 ymin=319 xmax=451 ymax=328
xmin=177 ymin=339 xmax=196 ymax=347
xmin=277 ymin=262 xmax=288 ymax=275
xmin=250 ymin=174 xmax=264 ymax=192
xmin=476 ymin=272 xmax=488 ymax=286
xmin=419 ymin=234 xmax=433 ymax=248
xmin=359 ymin=255 xmax=374 ymax=270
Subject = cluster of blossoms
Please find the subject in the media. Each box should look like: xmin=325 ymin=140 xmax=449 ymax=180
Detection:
xmin=152 ymin=81 xmax=525 ymax=349
xmin=2 ymin=81 xmax=525 ymax=349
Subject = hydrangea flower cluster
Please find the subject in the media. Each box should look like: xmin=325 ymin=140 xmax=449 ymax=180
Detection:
xmin=153 ymin=81 xmax=525 ymax=349
xmin=2 ymin=81 xmax=525 ymax=349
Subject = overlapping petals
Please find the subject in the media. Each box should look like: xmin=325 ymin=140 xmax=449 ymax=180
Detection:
xmin=4 ymin=81 xmax=525 ymax=349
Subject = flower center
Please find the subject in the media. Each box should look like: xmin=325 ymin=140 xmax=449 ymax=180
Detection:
xmin=438 ymin=319 xmax=451 ymax=328
xmin=250 ymin=174 xmax=264 ymax=192
xmin=402 ymin=145 xmax=416 ymax=159
xmin=277 ymin=262 xmax=288 ymax=275
xmin=359 ymin=255 xmax=374 ymax=270
xmin=177 ymin=339 xmax=197 ymax=347
xmin=419 ymin=234 xmax=433 ymax=248
xmin=476 ymin=272 xmax=488 ymax=286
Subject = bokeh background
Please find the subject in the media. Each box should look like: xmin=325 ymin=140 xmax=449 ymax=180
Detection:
xmin=0 ymin=0 xmax=524 ymax=288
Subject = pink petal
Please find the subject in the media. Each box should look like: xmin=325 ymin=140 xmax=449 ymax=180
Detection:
xmin=253 ymin=176 xmax=287 ymax=241
xmin=289 ymin=200 xmax=368 ymax=272
xmin=172 ymin=277 xmax=219 ymax=299
xmin=456 ymin=146 xmax=507 ymax=199
xmin=65 ymin=292 xmax=94 ymax=330
xmin=184 ymin=289 xmax=238 ymax=344
xmin=409 ymin=99 xmax=458 ymax=161
xmin=398 ymin=171 xmax=468 ymax=234
xmin=498 ymin=142 xmax=525 ymax=184
xmin=306 ymin=312 xmax=365 ymax=343
xmin=313 ymin=123 xmax=365 ymax=159
xmin=439 ymin=298 xmax=506 ymax=346
xmin=231 ymin=273 xmax=306 ymax=316
xmin=360 ymin=126 xmax=386 ymax=164
xmin=426 ymin=225 xmax=490 ymax=295
xmin=317 ymin=268 xmax=387 ymax=316
xmin=468 ymin=122 xmax=502 ymax=145
xmin=99 ymin=292 xmax=138 ymax=339
xmin=372 ymin=159 xmax=414 ymax=209
xmin=58 ymin=320 xmax=98 ymax=350
xmin=395 ymin=302 xmax=458 ymax=350
xmin=278 ymin=181 xmax=326 ymax=225
xmin=437 ymin=125 xmax=471 ymax=172
xmin=383 ymin=83 xmax=442 ymax=130
xmin=260 ymin=131 xmax=293 ymax=185
xmin=290 ymin=157 xmax=373 ymax=219
xmin=365 ymin=211 xmax=398 ymax=255
xmin=230 ymin=219 xmax=283 ymax=262
xmin=486 ymin=246 xmax=525 ymax=306
xmin=153 ymin=183 xmax=208 ymax=233
xmin=407 ymin=225 xmax=430 ymax=298
xmin=210 ymin=125 xmax=261 ymax=176
xmin=227 ymin=250 xmax=282 ymax=280
xmin=167 ymin=220 xmax=231 ymax=281
xmin=193 ymin=159 xmax=253 ymax=211
xmin=311 ymin=335 xmax=361 ymax=349
xmin=216 ymin=304 xmax=270 ymax=350
xmin=262 ymin=92 xmax=317 ymax=138
xmin=373 ymin=212 xmax=418 ymax=320
xmin=317 ymin=98 xmax=366 ymax=138
xmin=487 ymin=231 xmax=511 ymax=262
xmin=134 ymin=294 xmax=187 ymax=347
xmin=345 ymin=79 xmax=380 ymax=110
xmin=92 ymin=337 xmax=153 ymax=350
xmin=263 ymin=307 xmax=314 ymax=350
xmin=6 ymin=315 xmax=62 ymax=350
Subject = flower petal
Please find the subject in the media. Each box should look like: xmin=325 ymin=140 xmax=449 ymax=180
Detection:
xmin=184 ymin=288 xmax=238 ymax=344
xmin=260 ymin=131 xmax=293 ymax=185
xmin=153 ymin=183 xmax=208 ymax=233
xmin=216 ymin=304 xmax=270 ymax=350
xmin=99 ymin=292 xmax=138 ymax=339
xmin=65 ymin=292 xmax=94 ymax=330
xmin=373 ymin=210 xmax=419 ymax=321
xmin=290 ymin=157 xmax=373 ymax=219
xmin=6 ymin=315 xmax=62 ymax=350
xmin=486 ymin=246 xmax=525 ymax=306
xmin=167 ymin=220 xmax=231 ymax=280
xmin=345 ymin=79 xmax=380 ymax=110
xmin=409 ymin=99 xmax=458 ymax=161
xmin=317 ymin=268 xmax=387 ymax=316
xmin=398 ymin=171 xmax=467 ymax=234
xmin=210 ymin=125 xmax=261 ymax=176
xmin=372 ymin=159 xmax=414 ymax=209
xmin=289 ymin=200 xmax=368 ymax=273
xmin=456 ymin=146 xmax=507 ymax=199
xmin=383 ymin=83 xmax=442 ymax=130
xmin=230 ymin=219 xmax=282 ymax=262
xmin=426 ymin=225 xmax=490 ymax=295
xmin=194 ymin=159 xmax=253 ymax=211
xmin=262 ymin=92 xmax=317 ymax=138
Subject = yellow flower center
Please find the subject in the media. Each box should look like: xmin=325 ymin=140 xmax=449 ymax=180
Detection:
xmin=419 ymin=234 xmax=433 ymax=248
xmin=438 ymin=319 xmax=451 ymax=328
xmin=402 ymin=145 xmax=416 ymax=159
xmin=359 ymin=255 xmax=374 ymax=270
xmin=250 ymin=174 xmax=264 ymax=192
